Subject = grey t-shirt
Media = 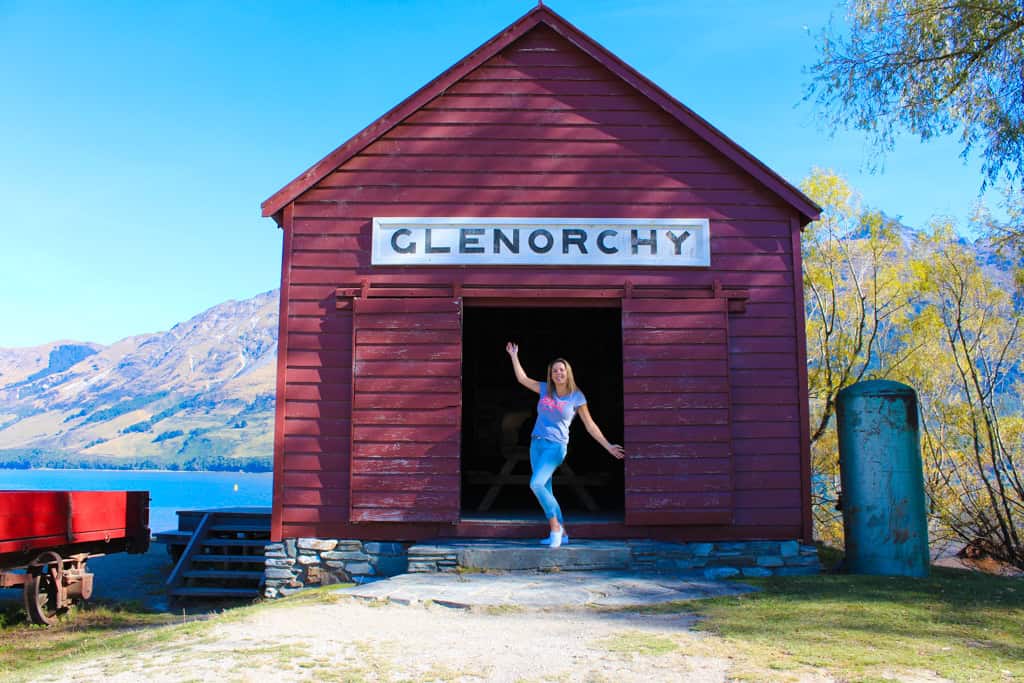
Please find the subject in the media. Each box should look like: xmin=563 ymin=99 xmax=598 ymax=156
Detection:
xmin=531 ymin=383 xmax=587 ymax=444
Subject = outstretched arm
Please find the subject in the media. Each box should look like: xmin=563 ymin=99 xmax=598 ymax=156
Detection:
xmin=506 ymin=342 xmax=541 ymax=394
xmin=577 ymin=404 xmax=625 ymax=459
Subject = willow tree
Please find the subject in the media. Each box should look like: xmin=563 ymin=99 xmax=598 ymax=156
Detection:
xmin=900 ymin=225 xmax=1024 ymax=567
xmin=800 ymin=169 xmax=919 ymax=542
xmin=806 ymin=0 xmax=1024 ymax=189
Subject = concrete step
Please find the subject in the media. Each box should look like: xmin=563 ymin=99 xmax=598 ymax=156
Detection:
xmin=409 ymin=539 xmax=632 ymax=572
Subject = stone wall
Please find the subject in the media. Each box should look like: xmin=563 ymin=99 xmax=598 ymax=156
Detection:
xmin=263 ymin=539 xmax=407 ymax=599
xmin=264 ymin=538 xmax=819 ymax=598
xmin=406 ymin=540 xmax=820 ymax=577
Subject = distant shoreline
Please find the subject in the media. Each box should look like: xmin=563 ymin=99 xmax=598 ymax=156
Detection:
xmin=0 ymin=466 xmax=273 ymax=474
xmin=0 ymin=454 xmax=272 ymax=473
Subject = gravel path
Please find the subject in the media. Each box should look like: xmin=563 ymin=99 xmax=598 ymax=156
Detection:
xmin=41 ymin=599 xmax=762 ymax=682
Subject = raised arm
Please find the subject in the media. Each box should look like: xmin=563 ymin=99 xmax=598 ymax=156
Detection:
xmin=505 ymin=342 xmax=541 ymax=394
xmin=577 ymin=403 xmax=625 ymax=459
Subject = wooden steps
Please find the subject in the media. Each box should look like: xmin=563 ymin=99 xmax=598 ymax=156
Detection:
xmin=157 ymin=508 xmax=271 ymax=600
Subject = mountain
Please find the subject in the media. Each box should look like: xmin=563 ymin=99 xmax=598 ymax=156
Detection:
xmin=0 ymin=290 xmax=279 ymax=470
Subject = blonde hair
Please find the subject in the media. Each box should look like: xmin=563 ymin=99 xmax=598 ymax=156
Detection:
xmin=546 ymin=357 xmax=579 ymax=397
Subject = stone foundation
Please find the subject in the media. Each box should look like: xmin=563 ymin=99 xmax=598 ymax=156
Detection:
xmin=407 ymin=539 xmax=820 ymax=578
xmin=262 ymin=539 xmax=407 ymax=599
xmin=264 ymin=538 xmax=820 ymax=598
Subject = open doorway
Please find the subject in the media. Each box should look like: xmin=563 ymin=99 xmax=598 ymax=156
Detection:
xmin=461 ymin=306 xmax=625 ymax=521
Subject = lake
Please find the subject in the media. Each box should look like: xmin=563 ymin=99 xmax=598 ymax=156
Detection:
xmin=0 ymin=469 xmax=273 ymax=534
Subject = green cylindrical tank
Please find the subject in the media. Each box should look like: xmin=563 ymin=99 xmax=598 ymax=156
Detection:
xmin=836 ymin=380 xmax=929 ymax=577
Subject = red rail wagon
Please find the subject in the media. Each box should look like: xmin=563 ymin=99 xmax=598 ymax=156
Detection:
xmin=0 ymin=490 xmax=150 ymax=624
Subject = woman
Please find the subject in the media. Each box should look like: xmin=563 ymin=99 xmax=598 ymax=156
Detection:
xmin=505 ymin=342 xmax=625 ymax=548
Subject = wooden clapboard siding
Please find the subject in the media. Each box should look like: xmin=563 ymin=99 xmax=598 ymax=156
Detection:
xmin=348 ymin=297 xmax=461 ymax=523
xmin=623 ymin=297 xmax=734 ymax=526
xmin=267 ymin=16 xmax=813 ymax=541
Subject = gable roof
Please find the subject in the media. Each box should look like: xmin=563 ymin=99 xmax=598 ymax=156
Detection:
xmin=262 ymin=4 xmax=821 ymax=226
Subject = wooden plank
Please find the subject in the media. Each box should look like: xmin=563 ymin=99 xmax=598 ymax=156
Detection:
xmin=624 ymin=510 xmax=732 ymax=525
xmin=285 ymin=383 xmax=352 ymax=402
xmin=350 ymin=475 xmax=460 ymax=492
xmin=281 ymin=488 xmax=348 ymax=507
xmin=626 ymin=492 xmax=732 ymax=508
xmin=287 ymin=332 xmax=353 ymax=351
xmin=282 ymin=453 xmax=347 ymax=471
xmin=352 ymin=426 xmax=459 ymax=443
xmin=284 ymin=418 xmax=351 ymax=437
xmin=625 ymin=393 xmax=730 ymax=410
xmin=622 ymin=328 xmax=727 ymax=345
xmin=624 ymin=377 xmax=730 ymax=394
xmin=355 ymin=345 xmax=461 ymax=361
xmin=627 ymin=457 xmax=731 ymax=476
xmin=735 ymin=489 xmax=802 ymax=508
xmin=353 ymin=393 xmax=460 ymax=410
xmin=286 ymin=368 xmax=352 ymax=384
xmin=356 ymin=377 xmax=460 ymax=393
xmin=283 ymin=435 xmax=349 ymax=453
xmin=732 ymin=421 xmax=800 ymax=439
xmin=728 ymin=338 xmax=795 ymax=355
xmin=356 ymin=329 xmax=461 ymax=345
xmin=351 ymin=441 xmax=458 ymax=458
xmin=286 ymin=350 xmax=352 ymax=368
xmin=291 ymin=201 xmax=792 ymax=223
xmin=350 ymin=492 xmax=458 ymax=509
xmin=351 ymin=313 xmax=461 ymax=330
xmin=737 ymin=444 xmax=798 ymax=458
xmin=624 ymin=360 xmax=728 ymax=378
xmin=732 ymin=404 xmax=801 ymax=421
xmin=389 ymin=121 xmax=698 ymax=142
xmin=621 ymin=344 xmax=726 ymax=360
xmin=351 ymin=457 xmax=460 ymax=475
xmin=445 ymin=77 xmax=639 ymax=97
xmin=626 ymin=458 xmax=733 ymax=475
xmin=626 ymin=475 xmax=732 ymax=492
xmin=733 ymin=508 xmax=801 ymax=526
xmin=350 ymin=408 xmax=460 ymax=426
xmin=627 ymin=442 xmax=732 ymax=458
xmin=283 ymin=471 xmax=348 ymax=489
xmin=623 ymin=409 xmax=730 ymax=426
xmin=626 ymin=425 xmax=731 ymax=443
xmin=325 ymin=167 xmax=757 ymax=191
xmin=350 ymin=508 xmax=459 ymax=523
xmin=352 ymin=360 xmax=461 ymax=377
xmin=735 ymin=471 xmax=801 ymax=489
xmin=281 ymin=506 xmax=349 ymax=524
xmin=303 ymin=185 xmax=776 ymax=207
xmin=729 ymin=353 xmax=798 ymax=370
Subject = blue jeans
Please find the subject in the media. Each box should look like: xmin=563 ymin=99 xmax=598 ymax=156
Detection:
xmin=529 ymin=437 xmax=567 ymax=525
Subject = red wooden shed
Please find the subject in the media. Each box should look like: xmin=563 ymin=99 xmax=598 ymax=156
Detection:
xmin=262 ymin=5 xmax=821 ymax=548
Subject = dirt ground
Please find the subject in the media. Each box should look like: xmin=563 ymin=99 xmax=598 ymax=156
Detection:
xmin=36 ymin=597 xmax=839 ymax=683
xmin=6 ymin=545 xmax=964 ymax=682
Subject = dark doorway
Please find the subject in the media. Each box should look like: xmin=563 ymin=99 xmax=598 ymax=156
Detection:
xmin=461 ymin=306 xmax=625 ymax=521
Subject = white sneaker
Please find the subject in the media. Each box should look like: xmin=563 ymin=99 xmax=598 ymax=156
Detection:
xmin=540 ymin=530 xmax=569 ymax=546
xmin=549 ymin=527 xmax=565 ymax=549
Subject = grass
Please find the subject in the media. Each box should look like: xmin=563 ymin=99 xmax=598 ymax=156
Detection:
xmin=642 ymin=565 xmax=1024 ymax=682
xmin=600 ymin=630 xmax=679 ymax=656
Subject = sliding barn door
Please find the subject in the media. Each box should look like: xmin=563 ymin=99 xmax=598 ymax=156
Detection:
xmin=349 ymin=297 xmax=462 ymax=523
xmin=622 ymin=297 xmax=733 ymax=525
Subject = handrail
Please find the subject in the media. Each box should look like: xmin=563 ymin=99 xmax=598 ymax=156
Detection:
xmin=165 ymin=512 xmax=214 ymax=588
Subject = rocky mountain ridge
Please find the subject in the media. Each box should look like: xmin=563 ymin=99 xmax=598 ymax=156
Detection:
xmin=0 ymin=290 xmax=279 ymax=469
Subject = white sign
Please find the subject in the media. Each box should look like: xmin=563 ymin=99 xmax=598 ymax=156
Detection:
xmin=371 ymin=218 xmax=710 ymax=267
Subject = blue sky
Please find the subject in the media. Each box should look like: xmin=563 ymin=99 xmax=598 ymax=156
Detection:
xmin=0 ymin=1 xmax=999 ymax=348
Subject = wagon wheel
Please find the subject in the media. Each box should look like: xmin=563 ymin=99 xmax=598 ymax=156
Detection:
xmin=23 ymin=551 xmax=66 ymax=626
